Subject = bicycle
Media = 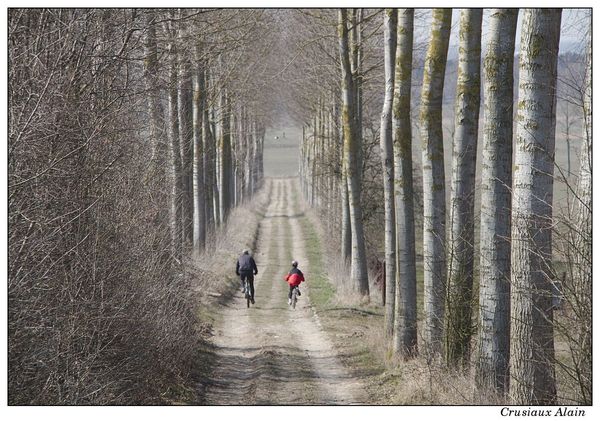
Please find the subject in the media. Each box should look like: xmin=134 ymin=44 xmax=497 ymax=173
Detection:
xmin=243 ymin=278 xmax=253 ymax=308
xmin=290 ymin=286 xmax=300 ymax=309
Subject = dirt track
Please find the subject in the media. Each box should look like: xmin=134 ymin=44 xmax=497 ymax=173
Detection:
xmin=201 ymin=178 xmax=365 ymax=405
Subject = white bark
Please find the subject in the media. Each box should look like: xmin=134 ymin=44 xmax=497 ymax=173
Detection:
xmin=380 ymin=9 xmax=397 ymax=337
xmin=392 ymin=8 xmax=417 ymax=356
xmin=476 ymin=8 xmax=517 ymax=394
xmin=509 ymin=8 xmax=561 ymax=405
xmin=445 ymin=8 xmax=482 ymax=367
xmin=419 ymin=8 xmax=452 ymax=356
xmin=338 ymin=8 xmax=369 ymax=296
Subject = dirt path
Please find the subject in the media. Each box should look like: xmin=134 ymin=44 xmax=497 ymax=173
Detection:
xmin=201 ymin=178 xmax=365 ymax=405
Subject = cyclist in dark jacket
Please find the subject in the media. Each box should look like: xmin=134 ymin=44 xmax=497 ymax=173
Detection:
xmin=236 ymin=249 xmax=258 ymax=304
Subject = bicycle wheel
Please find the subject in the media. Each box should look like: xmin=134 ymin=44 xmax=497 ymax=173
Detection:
xmin=292 ymin=288 xmax=297 ymax=309
xmin=244 ymin=281 xmax=250 ymax=308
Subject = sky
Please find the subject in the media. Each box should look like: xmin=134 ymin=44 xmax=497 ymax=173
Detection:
xmin=423 ymin=8 xmax=591 ymax=57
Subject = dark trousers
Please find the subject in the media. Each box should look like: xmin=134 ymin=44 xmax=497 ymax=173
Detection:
xmin=240 ymin=272 xmax=255 ymax=299
xmin=288 ymin=285 xmax=300 ymax=299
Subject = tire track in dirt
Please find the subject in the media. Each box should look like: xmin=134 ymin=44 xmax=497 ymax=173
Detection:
xmin=201 ymin=177 xmax=363 ymax=405
xmin=285 ymin=179 xmax=365 ymax=404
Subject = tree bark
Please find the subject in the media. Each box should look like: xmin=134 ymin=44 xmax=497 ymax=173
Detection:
xmin=338 ymin=8 xmax=369 ymax=296
xmin=445 ymin=8 xmax=482 ymax=367
xmin=571 ymin=42 xmax=592 ymax=405
xmin=381 ymin=9 xmax=397 ymax=338
xmin=178 ymin=31 xmax=193 ymax=246
xmin=192 ymin=45 xmax=206 ymax=253
xmin=419 ymin=8 xmax=452 ymax=356
xmin=202 ymin=65 xmax=215 ymax=231
xmin=475 ymin=8 xmax=517 ymax=394
xmin=165 ymin=20 xmax=183 ymax=262
xmin=218 ymin=86 xmax=232 ymax=225
xmin=143 ymin=13 xmax=165 ymax=173
xmin=509 ymin=8 xmax=561 ymax=405
xmin=341 ymin=154 xmax=352 ymax=262
xmin=392 ymin=8 xmax=417 ymax=357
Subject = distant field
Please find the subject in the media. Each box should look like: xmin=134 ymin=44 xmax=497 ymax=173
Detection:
xmin=263 ymin=125 xmax=302 ymax=177
xmin=263 ymin=107 xmax=582 ymax=210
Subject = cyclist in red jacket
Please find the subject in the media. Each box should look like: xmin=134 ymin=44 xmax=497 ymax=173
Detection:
xmin=284 ymin=260 xmax=305 ymax=305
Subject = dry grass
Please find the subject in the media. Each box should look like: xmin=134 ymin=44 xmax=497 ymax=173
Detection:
xmin=304 ymin=204 xmax=512 ymax=405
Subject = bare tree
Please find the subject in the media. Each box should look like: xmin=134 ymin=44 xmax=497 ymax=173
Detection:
xmin=338 ymin=8 xmax=370 ymax=296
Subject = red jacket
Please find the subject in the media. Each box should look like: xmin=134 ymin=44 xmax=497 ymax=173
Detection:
xmin=284 ymin=268 xmax=305 ymax=287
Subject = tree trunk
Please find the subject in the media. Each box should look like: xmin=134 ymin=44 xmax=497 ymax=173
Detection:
xmin=341 ymin=155 xmax=352 ymax=262
xmin=475 ymin=8 xmax=517 ymax=394
xmin=192 ymin=45 xmax=206 ymax=253
xmin=165 ymin=23 xmax=183 ymax=262
xmin=392 ymin=8 xmax=417 ymax=357
xmin=202 ymin=66 xmax=215 ymax=231
xmin=419 ymin=8 xmax=452 ymax=356
xmin=509 ymin=8 xmax=561 ymax=405
xmin=143 ymin=13 xmax=164 ymax=173
xmin=445 ymin=8 xmax=482 ymax=367
xmin=178 ymin=36 xmax=193 ymax=246
xmin=571 ymin=43 xmax=592 ymax=405
xmin=218 ymin=87 xmax=231 ymax=225
xmin=381 ymin=9 xmax=397 ymax=338
xmin=339 ymin=92 xmax=351 ymax=262
xmin=211 ymin=102 xmax=220 ymax=226
xmin=338 ymin=8 xmax=369 ymax=296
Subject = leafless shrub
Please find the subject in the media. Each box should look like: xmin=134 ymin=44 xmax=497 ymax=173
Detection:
xmin=8 ymin=9 xmax=197 ymax=404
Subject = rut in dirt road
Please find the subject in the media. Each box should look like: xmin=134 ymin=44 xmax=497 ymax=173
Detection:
xmin=200 ymin=178 xmax=365 ymax=405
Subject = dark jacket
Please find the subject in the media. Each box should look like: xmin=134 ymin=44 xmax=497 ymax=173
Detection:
xmin=284 ymin=267 xmax=305 ymax=287
xmin=236 ymin=254 xmax=258 ymax=275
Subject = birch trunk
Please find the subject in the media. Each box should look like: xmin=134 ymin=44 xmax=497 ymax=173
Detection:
xmin=392 ymin=8 xmax=417 ymax=356
xmin=192 ymin=45 xmax=206 ymax=253
xmin=381 ymin=9 xmax=397 ymax=337
xmin=419 ymin=8 xmax=452 ymax=356
xmin=509 ymin=8 xmax=561 ymax=405
xmin=475 ymin=8 xmax=517 ymax=394
xmin=445 ymin=8 xmax=482 ymax=367
xmin=338 ymin=8 xmax=369 ymax=296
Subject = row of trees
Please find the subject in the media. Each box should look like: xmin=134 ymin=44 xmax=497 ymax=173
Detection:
xmin=297 ymin=8 xmax=591 ymax=405
xmin=8 ymin=8 xmax=269 ymax=404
